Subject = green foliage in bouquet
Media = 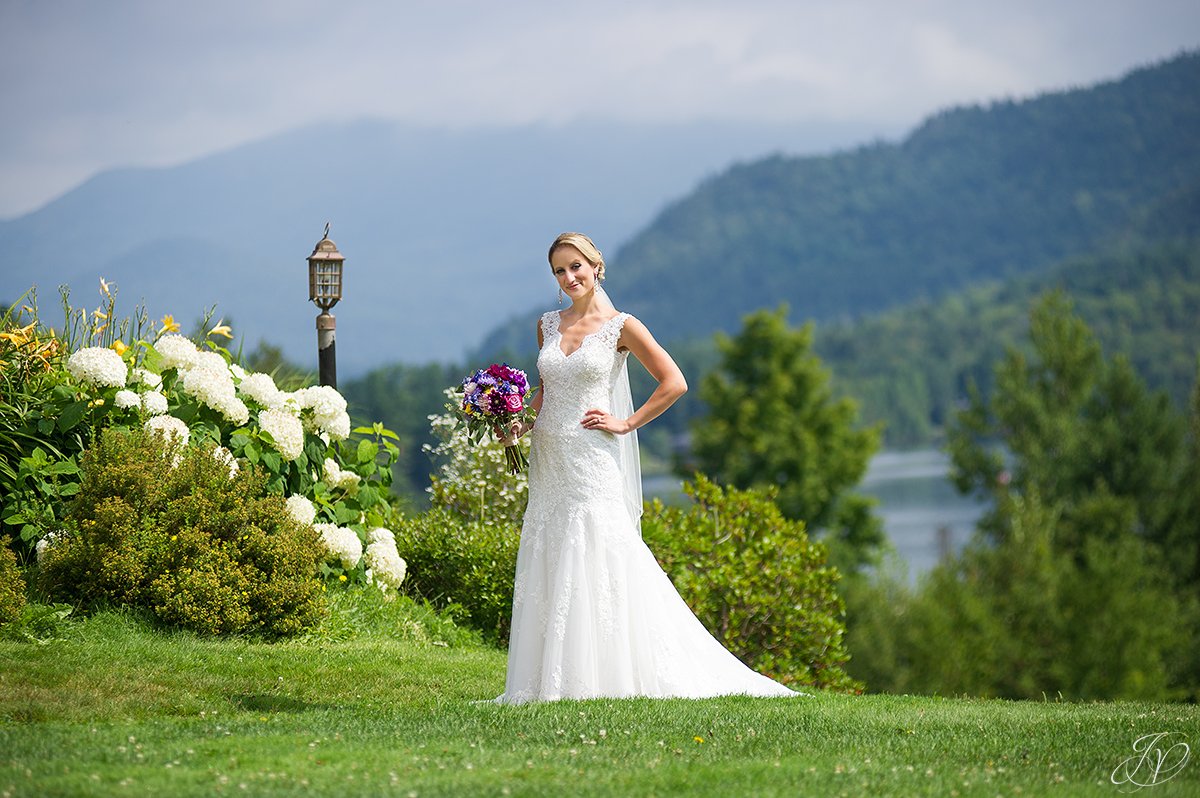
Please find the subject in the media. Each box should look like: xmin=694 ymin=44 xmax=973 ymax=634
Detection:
xmin=392 ymin=507 xmax=520 ymax=645
xmin=0 ymin=535 xmax=26 ymax=627
xmin=38 ymin=428 xmax=326 ymax=637
xmin=641 ymin=474 xmax=860 ymax=692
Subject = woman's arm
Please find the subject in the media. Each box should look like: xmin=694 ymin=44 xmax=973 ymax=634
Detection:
xmin=582 ymin=316 xmax=686 ymax=435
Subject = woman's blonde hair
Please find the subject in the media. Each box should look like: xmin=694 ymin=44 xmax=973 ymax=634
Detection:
xmin=548 ymin=232 xmax=605 ymax=283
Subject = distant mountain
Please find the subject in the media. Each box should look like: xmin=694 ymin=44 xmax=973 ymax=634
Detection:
xmin=477 ymin=51 xmax=1200 ymax=358
xmin=0 ymin=119 xmax=866 ymax=373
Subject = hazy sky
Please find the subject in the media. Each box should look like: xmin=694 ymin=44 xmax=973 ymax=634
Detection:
xmin=2 ymin=0 xmax=1197 ymax=218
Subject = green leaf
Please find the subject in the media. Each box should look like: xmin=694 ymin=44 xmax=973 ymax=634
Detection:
xmin=356 ymin=439 xmax=379 ymax=465
xmin=261 ymin=450 xmax=282 ymax=473
xmin=58 ymin=482 xmax=81 ymax=496
xmin=57 ymin=401 xmax=89 ymax=432
xmin=243 ymin=442 xmax=261 ymax=465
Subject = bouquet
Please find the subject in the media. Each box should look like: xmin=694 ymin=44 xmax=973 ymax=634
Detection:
xmin=453 ymin=363 xmax=536 ymax=473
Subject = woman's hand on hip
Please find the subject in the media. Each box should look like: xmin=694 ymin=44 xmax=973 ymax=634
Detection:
xmin=581 ymin=409 xmax=631 ymax=434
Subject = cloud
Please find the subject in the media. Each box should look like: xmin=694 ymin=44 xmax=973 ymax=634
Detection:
xmin=1 ymin=0 xmax=1197 ymax=217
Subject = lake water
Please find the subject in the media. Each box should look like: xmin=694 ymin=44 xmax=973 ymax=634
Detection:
xmin=643 ymin=448 xmax=986 ymax=580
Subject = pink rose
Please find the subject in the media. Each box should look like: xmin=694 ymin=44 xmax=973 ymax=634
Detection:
xmin=504 ymin=393 xmax=523 ymax=413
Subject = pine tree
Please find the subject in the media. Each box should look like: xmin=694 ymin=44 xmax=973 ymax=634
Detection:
xmin=689 ymin=306 xmax=883 ymax=570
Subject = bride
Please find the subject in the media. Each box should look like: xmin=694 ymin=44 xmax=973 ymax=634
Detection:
xmin=494 ymin=232 xmax=799 ymax=704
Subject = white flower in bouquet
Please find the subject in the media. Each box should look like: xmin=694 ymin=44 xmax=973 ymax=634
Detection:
xmin=66 ymin=346 xmax=128 ymax=388
xmin=141 ymin=390 xmax=168 ymax=416
xmin=284 ymin=494 xmax=317 ymax=526
xmin=313 ymin=523 xmax=362 ymax=570
xmin=114 ymin=389 xmax=142 ymax=410
xmin=322 ymin=457 xmax=361 ymax=493
xmin=365 ymin=539 xmax=407 ymax=591
xmin=155 ymin=334 xmax=199 ymax=370
xmin=145 ymin=414 xmax=190 ymax=447
xmin=258 ymin=408 xmax=305 ymax=461
xmin=238 ymin=372 xmax=284 ymax=408
xmin=212 ymin=446 xmax=239 ymax=478
xmin=129 ymin=367 xmax=163 ymax=390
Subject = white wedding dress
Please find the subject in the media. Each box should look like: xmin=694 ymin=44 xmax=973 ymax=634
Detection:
xmin=494 ymin=310 xmax=800 ymax=704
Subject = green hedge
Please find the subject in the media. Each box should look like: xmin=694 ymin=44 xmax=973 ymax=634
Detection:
xmin=38 ymin=428 xmax=326 ymax=637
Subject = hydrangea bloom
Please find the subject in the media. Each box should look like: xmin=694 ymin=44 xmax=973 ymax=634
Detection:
xmin=238 ymin=372 xmax=284 ymax=408
xmin=65 ymin=347 xmax=128 ymax=388
xmin=145 ymin=414 xmax=190 ymax=447
xmin=141 ymin=390 xmax=168 ymax=415
xmin=284 ymin=494 xmax=316 ymax=526
xmin=129 ymin=367 xmax=163 ymax=389
xmin=297 ymin=385 xmax=352 ymax=441
xmin=230 ymin=364 xmax=246 ymax=380
xmin=155 ymin=334 xmax=199 ymax=370
xmin=212 ymin=446 xmax=239 ymax=478
xmin=259 ymin=408 xmax=305 ymax=461
xmin=365 ymin=539 xmax=407 ymax=591
xmin=324 ymin=412 xmax=351 ymax=441
xmin=366 ymin=527 xmax=395 ymax=545
xmin=190 ymin=350 xmax=229 ymax=375
xmin=114 ymin=389 xmax=142 ymax=409
xmin=322 ymin=457 xmax=361 ymax=493
xmin=313 ymin=523 xmax=362 ymax=570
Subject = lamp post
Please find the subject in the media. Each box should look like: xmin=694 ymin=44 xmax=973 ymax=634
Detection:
xmin=307 ymin=224 xmax=344 ymax=388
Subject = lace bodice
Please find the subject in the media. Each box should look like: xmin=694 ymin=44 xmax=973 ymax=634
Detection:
xmin=534 ymin=310 xmax=630 ymax=437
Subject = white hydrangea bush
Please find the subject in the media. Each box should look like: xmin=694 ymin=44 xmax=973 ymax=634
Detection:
xmin=45 ymin=321 xmax=402 ymax=596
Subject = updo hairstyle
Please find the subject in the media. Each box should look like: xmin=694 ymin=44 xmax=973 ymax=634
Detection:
xmin=548 ymin=232 xmax=605 ymax=283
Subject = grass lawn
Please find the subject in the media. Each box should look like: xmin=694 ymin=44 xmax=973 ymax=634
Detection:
xmin=1 ymin=596 xmax=1197 ymax=797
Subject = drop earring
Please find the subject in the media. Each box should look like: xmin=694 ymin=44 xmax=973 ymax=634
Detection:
xmin=558 ymin=287 xmax=563 ymax=305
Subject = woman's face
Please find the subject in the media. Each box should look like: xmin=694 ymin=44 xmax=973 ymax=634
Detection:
xmin=550 ymin=245 xmax=599 ymax=300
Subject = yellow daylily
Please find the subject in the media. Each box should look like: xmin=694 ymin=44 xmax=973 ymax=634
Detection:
xmin=160 ymin=314 xmax=181 ymax=333
xmin=0 ymin=322 xmax=35 ymax=346
xmin=207 ymin=319 xmax=233 ymax=339
xmin=93 ymin=309 xmax=108 ymax=320
xmin=111 ymin=340 xmax=128 ymax=356
xmin=99 ymin=277 xmax=113 ymax=296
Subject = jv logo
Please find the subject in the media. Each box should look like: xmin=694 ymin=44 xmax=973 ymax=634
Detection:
xmin=1110 ymin=732 xmax=1190 ymax=791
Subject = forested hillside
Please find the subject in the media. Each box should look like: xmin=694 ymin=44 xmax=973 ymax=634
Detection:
xmin=478 ymin=51 xmax=1200 ymax=357
xmin=627 ymin=182 xmax=1200 ymax=449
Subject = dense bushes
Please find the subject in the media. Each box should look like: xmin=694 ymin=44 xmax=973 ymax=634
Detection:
xmin=393 ymin=508 xmax=520 ymax=644
xmin=38 ymin=428 xmax=326 ymax=637
xmin=642 ymin=475 xmax=859 ymax=692
xmin=0 ymin=535 xmax=25 ymax=626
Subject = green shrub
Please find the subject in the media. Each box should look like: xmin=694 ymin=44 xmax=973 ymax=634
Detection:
xmin=38 ymin=428 xmax=326 ymax=637
xmin=0 ymin=536 xmax=26 ymax=626
xmin=641 ymin=474 xmax=860 ymax=692
xmin=393 ymin=507 xmax=520 ymax=644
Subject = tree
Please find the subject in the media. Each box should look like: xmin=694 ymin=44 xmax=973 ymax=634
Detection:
xmin=934 ymin=291 xmax=1200 ymax=698
xmin=949 ymin=291 xmax=1195 ymax=580
xmin=689 ymin=306 xmax=883 ymax=570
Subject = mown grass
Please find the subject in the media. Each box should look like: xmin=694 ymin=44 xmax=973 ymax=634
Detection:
xmin=1 ymin=594 xmax=1197 ymax=797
